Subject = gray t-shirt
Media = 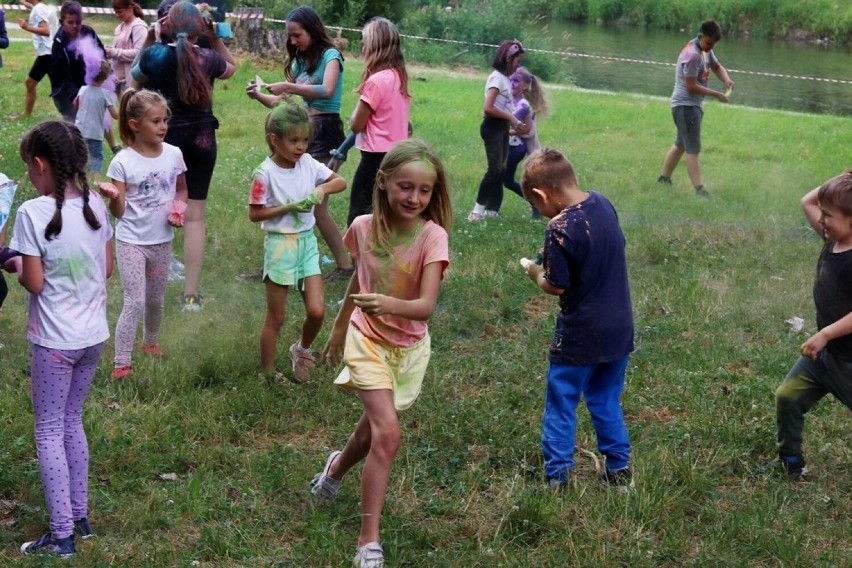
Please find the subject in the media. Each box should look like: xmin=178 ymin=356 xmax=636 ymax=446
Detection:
xmin=670 ymin=39 xmax=718 ymax=108
xmin=75 ymin=85 xmax=116 ymax=140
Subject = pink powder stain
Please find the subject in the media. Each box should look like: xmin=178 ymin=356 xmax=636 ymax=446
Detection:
xmin=250 ymin=179 xmax=266 ymax=204
xmin=149 ymin=263 xmax=166 ymax=279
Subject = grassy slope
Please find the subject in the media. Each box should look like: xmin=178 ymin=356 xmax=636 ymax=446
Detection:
xmin=0 ymin=19 xmax=850 ymax=567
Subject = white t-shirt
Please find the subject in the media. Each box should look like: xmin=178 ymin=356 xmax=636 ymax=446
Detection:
xmin=10 ymin=194 xmax=113 ymax=349
xmin=485 ymin=70 xmax=514 ymax=116
xmin=249 ymin=154 xmax=333 ymax=234
xmin=107 ymin=144 xmax=186 ymax=245
xmin=30 ymin=3 xmax=59 ymax=57
xmin=75 ymin=86 xmax=117 ymax=140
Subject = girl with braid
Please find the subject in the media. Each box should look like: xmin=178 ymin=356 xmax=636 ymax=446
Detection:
xmin=103 ymin=89 xmax=188 ymax=379
xmin=10 ymin=120 xmax=114 ymax=558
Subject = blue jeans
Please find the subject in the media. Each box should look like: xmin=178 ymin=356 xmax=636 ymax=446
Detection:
xmin=542 ymin=355 xmax=631 ymax=481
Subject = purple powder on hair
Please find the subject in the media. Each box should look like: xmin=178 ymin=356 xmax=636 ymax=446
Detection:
xmin=71 ymin=35 xmax=107 ymax=86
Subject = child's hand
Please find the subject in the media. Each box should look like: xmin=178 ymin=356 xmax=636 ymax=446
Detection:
xmin=293 ymin=191 xmax=321 ymax=212
xmin=3 ymin=255 xmax=23 ymax=274
xmin=245 ymin=80 xmax=261 ymax=99
xmin=328 ymin=156 xmax=344 ymax=172
xmin=524 ymin=262 xmax=544 ymax=282
xmin=1 ymin=247 xmax=22 ymax=273
xmin=800 ymin=333 xmax=827 ymax=360
xmin=168 ymin=200 xmax=187 ymax=227
xmin=351 ymin=293 xmax=393 ymax=316
xmin=96 ymin=182 xmax=119 ymax=199
xmin=321 ymin=333 xmax=345 ymax=367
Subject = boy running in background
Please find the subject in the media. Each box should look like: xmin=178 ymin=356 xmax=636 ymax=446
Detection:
xmin=16 ymin=0 xmax=58 ymax=118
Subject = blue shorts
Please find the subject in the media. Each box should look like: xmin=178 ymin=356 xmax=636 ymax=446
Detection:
xmin=86 ymin=138 xmax=104 ymax=173
xmin=672 ymin=105 xmax=703 ymax=154
xmin=263 ymin=231 xmax=320 ymax=287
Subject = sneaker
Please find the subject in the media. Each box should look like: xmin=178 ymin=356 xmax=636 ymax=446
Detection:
xmin=323 ymin=266 xmax=355 ymax=282
xmin=74 ymin=518 xmax=94 ymax=540
xmin=310 ymin=450 xmax=343 ymax=501
xmin=112 ymin=365 xmax=133 ymax=380
xmin=656 ymin=175 xmax=672 ymax=186
xmin=353 ymin=542 xmax=384 ymax=568
xmin=484 ymin=210 xmax=499 ymax=219
xmin=179 ymin=294 xmax=203 ymax=312
xmin=546 ymin=477 xmax=568 ymax=491
xmin=20 ymin=533 xmax=76 ymax=558
xmin=694 ymin=185 xmax=710 ymax=197
xmin=467 ymin=211 xmax=484 ymax=222
xmin=780 ymin=455 xmax=809 ymax=481
xmin=599 ymin=467 xmax=635 ymax=489
xmin=140 ymin=343 xmax=163 ymax=357
xmin=288 ymin=341 xmax=315 ymax=383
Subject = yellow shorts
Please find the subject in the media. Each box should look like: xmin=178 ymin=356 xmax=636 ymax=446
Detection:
xmin=263 ymin=231 xmax=320 ymax=288
xmin=334 ymin=324 xmax=431 ymax=411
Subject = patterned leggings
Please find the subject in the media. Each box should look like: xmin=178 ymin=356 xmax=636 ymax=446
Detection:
xmin=114 ymin=241 xmax=170 ymax=367
xmin=30 ymin=342 xmax=104 ymax=539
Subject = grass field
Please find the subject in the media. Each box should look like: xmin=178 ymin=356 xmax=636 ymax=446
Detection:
xmin=0 ymin=16 xmax=851 ymax=567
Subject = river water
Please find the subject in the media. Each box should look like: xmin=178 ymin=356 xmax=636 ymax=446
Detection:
xmin=530 ymin=22 xmax=852 ymax=116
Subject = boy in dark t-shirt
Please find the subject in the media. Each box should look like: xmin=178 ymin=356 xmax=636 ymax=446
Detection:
xmin=521 ymin=148 xmax=634 ymax=489
xmin=776 ymin=171 xmax=852 ymax=480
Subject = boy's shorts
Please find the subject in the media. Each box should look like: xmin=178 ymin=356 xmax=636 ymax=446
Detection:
xmin=28 ymin=54 xmax=52 ymax=82
xmin=263 ymin=231 xmax=320 ymax=287
xmin=672 ymin=105 xmax=703 ymax=154
xmin=86 ymin=138 xmax=104 ymax=173
xmin=334 ymin=324 xmax=431 ymax=411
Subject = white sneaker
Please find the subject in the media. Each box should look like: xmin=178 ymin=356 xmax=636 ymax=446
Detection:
xmin=310 ymin=450 xmax=342 ymax=501
xmin=288 ymin=341 xmax=315 ymax=382
xmin=353 ymin=542 xmax=384 ymax=568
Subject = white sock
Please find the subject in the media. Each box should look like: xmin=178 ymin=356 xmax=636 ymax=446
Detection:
xmin=472 ymin=203 xmax=485 ymax=215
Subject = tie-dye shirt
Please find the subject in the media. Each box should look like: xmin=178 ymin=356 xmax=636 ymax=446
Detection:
xmin=10 ymin=194 xmax=113 ymax=349
xmin=345 ymin=214 xmax=449 ymax=347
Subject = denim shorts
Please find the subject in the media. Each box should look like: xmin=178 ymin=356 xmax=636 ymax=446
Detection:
xmin=86 ymin=138 xmax=104 ymax=173
xmin=672 ymin=105 xmax=703 ymax=154
xmin=334 ymin=324 xmax=431 ymax=411
xmin=263 ymin=231 xmax=320 ymax=287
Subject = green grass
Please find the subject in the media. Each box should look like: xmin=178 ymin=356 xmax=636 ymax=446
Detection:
xmin=1 ymin=19 xmax=851 ymax=566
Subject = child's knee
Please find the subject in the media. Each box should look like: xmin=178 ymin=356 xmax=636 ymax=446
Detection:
xmin=775 ymin=381 xmax=798 ymax=409
xmin=266 ymin=309 xmax=286 ymax=330
xmin=305 ymin=303 xmax=324 ymax=323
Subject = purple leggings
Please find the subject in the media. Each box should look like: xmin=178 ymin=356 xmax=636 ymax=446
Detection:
xmin=115 ymin=241 xmax=170 ymax=367
xmin=30 ymin=342 xmax=104 ymax=539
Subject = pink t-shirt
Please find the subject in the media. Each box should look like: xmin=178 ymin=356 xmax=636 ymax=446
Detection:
xmin=355 ymin=69 xmax=410 ymax=153
xmin=344 ymin=214 xmax=449 ymax=347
